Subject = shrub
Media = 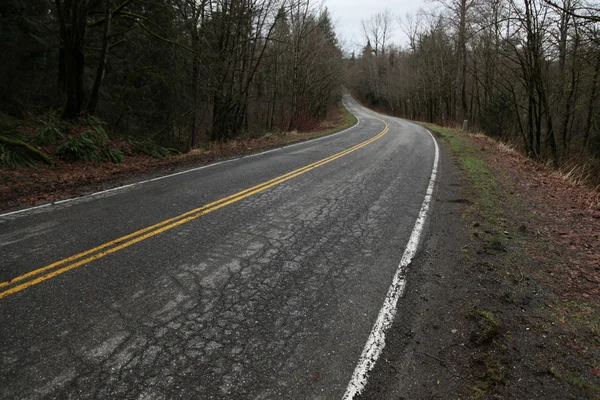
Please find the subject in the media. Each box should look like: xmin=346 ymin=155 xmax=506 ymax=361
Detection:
xmin=1 ymin=142 xmax=36 ymax=167
xmin=0 ymin=113 xmax=27 ymax=142
xmin=34 ymin=125 xmax=63 ymax=146
xmin=104 ymin=148 xmax=125 ymax=164
xmin=0 ymin=135 xmax=54 ymax=167
xmin=56 ymin=129 xmax=127 ymax=164
xmin=56 ymin=131 xmax=103 ymax=162
xmin=130 ymin=139 xmax=177 ymax=159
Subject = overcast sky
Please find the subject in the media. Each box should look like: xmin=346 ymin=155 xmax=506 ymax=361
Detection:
xmin=325 ymin=0 xmax=429 ymax=53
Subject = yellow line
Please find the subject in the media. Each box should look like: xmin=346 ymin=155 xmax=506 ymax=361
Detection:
xmin=0 ymin=133 xmax=376 ymax=289
xmin=0 ymin=121 xmax=389 ymax=299
xmin=0 ymin=127 xmax=384 ymax=289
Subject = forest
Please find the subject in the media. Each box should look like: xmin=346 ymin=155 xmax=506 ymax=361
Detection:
xmin=349 ymin=0 xmax=600 ymax=186
xmin=2 ymin=0 xmax=599 ymax=187
xmin=0 ymin=0 xmax=343 ymax=165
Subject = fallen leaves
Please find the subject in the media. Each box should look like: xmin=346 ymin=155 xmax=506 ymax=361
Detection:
xmin=472 ymin=133 xmax=600 ymax=320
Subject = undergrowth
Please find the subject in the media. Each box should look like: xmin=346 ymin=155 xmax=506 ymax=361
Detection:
xmin=0 ymin=112 xmax=174 ymax=168
xmin=130 ymin=139 xmax=177 ymax=159
xmin=35 ymin=125 xmax=63 ymax=146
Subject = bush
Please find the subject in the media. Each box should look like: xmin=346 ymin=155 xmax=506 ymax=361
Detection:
xmin=56 ymin=129 xmax=127 ymax=164
xmin=34 ymin=125 xmax=63 ymax=146
xmin=56 ymin=130 xmax=103 ymax=162
xmin=104 ymin=148 xmax=125 ymax=164
xmin=1 ymin=142 xmax=36 ymax=167
xmin=0 ymin=135 xmax=54 ymax=167
xmin=130 ymin=139 xmax=177 ymax=158
xmin=0 ymin=113 xmax=27 ymax=142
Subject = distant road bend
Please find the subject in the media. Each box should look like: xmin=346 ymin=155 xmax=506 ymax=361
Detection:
xmin=0 ymin=95 xmax=439 ymax=399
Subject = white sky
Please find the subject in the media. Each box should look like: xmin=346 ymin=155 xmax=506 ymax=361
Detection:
xmin=325 ymin=0 xmax=430 ymax=53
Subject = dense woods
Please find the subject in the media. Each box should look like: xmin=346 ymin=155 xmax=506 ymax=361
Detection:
xmin=349 ymin=0 xmax=600 ymax=184
xmin=3 ymin=0 xmax=599 ymax=185
xmin=0 ymin=0 xmax=343 ymax=158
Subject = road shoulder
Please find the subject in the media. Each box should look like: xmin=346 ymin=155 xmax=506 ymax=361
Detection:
xmin=358 ymin=124 xmax=600 ymax=399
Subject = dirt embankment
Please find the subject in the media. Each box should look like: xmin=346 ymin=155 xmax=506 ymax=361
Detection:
xmin=360 ymin=125 xmax=599 ymax=399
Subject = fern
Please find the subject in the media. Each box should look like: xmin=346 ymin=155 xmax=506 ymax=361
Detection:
xmin=57 ymin=130 xmax=127 ymax=164
xmin=130 ymin=139 xmax=174 ymax=159
xmin=76 ymin=116 xmax=109 ymax=142
xmin=0 ymin=135 xmax=54 ymax=167
xmin=0 ymin=113 xmax=28 ymax=142
xmin=104 ymin=148 xmax=125 ymax=164
xmin=35 ymin=126 xmax=63 ymax=146
xmin=56 ymin=131 xmax=102 ymax=162
xmin=83 ymin=125 xmax=109 ymax=145
xmin=1 ymin=144 xmax=35 ymax=167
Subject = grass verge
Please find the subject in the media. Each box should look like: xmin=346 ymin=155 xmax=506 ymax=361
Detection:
xmin=423 ymin=123 xmax=513 ymax=398
xmin=422 ymin=122 xmax=600 ymax=399
xmin=420 ymin=124 xmax=503 ymax=224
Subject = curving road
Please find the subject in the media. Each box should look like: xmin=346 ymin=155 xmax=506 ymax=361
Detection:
xmin=0 ymin=95 xmax=438 ymax=399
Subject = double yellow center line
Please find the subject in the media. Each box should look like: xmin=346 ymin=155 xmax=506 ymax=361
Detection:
xmin=0 ymin=119 xmax=389 ymax=299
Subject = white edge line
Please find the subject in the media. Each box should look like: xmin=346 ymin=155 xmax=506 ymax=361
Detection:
xmin=342 ymin=126 xmax=440 ymax=399
xmin=0 ymin=100 xmax=361 ymax=219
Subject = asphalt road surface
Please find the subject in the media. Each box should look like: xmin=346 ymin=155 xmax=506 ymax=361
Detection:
xmin=0 ymin=95 xmax=438 ymax=399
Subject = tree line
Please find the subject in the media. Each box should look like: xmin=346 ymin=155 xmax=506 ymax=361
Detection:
xmin=348 ymin=0 xmax=600 ymax=180
xmin=1 ymin=0 xmax=343 ymax=152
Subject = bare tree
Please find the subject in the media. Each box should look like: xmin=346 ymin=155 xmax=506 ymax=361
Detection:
xmin=349 ymin=0 xmax=600 ymax=183
xmin=361 ymin=10 xmax=394 ymax=56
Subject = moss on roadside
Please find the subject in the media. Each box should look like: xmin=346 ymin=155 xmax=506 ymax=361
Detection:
xmin=548 ymin=365 xmax=600 ymax=394
xmin=418 ymin=123 xmax=518 ymax=398
xmin=421 ymin=124 xmax=503 ymax=225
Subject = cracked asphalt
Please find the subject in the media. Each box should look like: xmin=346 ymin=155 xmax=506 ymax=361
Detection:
xmin=0 ymin=96 xmax=437 ymax=399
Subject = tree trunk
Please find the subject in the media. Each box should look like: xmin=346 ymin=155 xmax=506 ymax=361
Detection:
xmin=456 ymin=0 xmax=469 ymax=121
xmin=583 ymin=55 xmax=600 ymax=150
xmin=55 ymin=0 xmax=89 ymax=119
xmin=87 ymin=0 xmax=112 ymax=116
xmin=62 ymin=39 xmax=86 ymax=118
xmin=189 ymin=27 xmax=200 ymax=149
xmin=57 ymin=47 xmax=66 ymax=105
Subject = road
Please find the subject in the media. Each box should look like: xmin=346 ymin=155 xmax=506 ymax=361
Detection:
xmin=0 ymin=95 xmax=438 ymax=399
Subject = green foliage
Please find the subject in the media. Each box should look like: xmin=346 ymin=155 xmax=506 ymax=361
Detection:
xmin=130 ymin=139 xmax=176 ymax=159
xmin=0 ymin=135 xmax=54 ymax=167
xmin=104 ymin=148 xmax=125 ymax=164
xmin=56 ymin=130 xmax=126 ymax=164
xmin=1 ymin=111 xmax=127 ymax=166
xmin=340 ymin=100 xmax=358 ymax=127
xmin=80 ymin=117 xmax=110 ymax=144
xmin=472 ymin=309 xmax=501 ymax=345
xmin=76 ymin=116 xmax=108 ymax=137
xmin=0 ymin=113 xmax=27 ymax=142
xmin=1 ymin=143 xmax=36 ymax=167
xmin=425 ymin=124 xmax=503 ymax=223
xmin=32 ymin=111 xmax=75 ymax=146
xmin=56 ymin=131 xmax=103 ymax=162
xmin=34 ymin=125 xmax=63 ymax=146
